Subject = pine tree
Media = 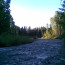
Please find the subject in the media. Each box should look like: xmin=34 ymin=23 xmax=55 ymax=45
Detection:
xmin=58 ymin=0 xmax=65 ymax=38
xmin=0 ymin=0 xmax=11 ymax=34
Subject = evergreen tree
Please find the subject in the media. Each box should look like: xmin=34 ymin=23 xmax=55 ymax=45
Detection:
xmin=50 ymin=13 xmax=61 ymax=36
xmin=0 ymin=0 xmax=11 ymax=34
xmin=57 ymin=0 xmax=65 ymax=38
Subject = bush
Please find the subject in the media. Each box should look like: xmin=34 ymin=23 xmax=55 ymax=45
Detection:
xmin=42 ymin=31 xmax=52 ymax=39
xmin=42 ymin=33 xmax=58 ymax=39
xmin=0 ymin=33 xmax=34 ymax=47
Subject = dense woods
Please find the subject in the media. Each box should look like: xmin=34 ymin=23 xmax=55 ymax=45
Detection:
xmin=0 ymin=0 xmax=65 ymax=47
xmin=50 ymin=0 xmax=65 ymax=39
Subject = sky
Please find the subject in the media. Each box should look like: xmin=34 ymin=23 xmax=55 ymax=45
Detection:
xmin=10 ymin=0 xmax=61 ymax=28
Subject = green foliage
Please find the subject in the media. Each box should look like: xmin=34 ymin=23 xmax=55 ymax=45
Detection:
xmin=0 ymin=0 xmax=11 ymax=34
xmin=56 ymin=0 xmax=65 ymax=39
xmin=50 ymin=13 xmax=61 ymax=36
xmin=42 ymin=32 xmax=52 ymax=39
xmin=0 ymin=33 xmax=34 ymax=47
xmin=42 ymin=24 xmax=52 ymax=39
xmin=49 ymin=0 xmax=65 ymax=39
xmin=41 ymin=24 xmax=58 ymax=39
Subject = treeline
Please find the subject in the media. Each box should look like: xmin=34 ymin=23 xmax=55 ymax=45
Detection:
xmin=0 ymin=0 xmax=65 ymax=47
xmin=11 ymin=26 xmax=46 ymax=38
xmin=0 ymin=0 xmax=14 ymax=34
xmin=0 ymin=0 xmax=47 ymax=38
xmin=0 ymin=0 xmax=47 ymax=47
xmin=42 ymin=0 xmax=65 ymax=39
xmin=0 ymin=0 xmax=35 ymax=47
xmin=49 ymin=0 xmax=65 ymax=39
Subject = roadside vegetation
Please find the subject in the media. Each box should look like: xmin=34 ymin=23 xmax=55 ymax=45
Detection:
xmin=42 ymin=0 xmax=65 ymax=40
xmin=0 ymin=33 xmax=34 ymax=47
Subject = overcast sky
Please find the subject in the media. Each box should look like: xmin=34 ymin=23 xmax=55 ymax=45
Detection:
xmin=10 ymin=0 xmax=61 ymax=28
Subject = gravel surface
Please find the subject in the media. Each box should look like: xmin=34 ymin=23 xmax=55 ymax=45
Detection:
xmin=0 ymin=39 xmax=64 ymax=65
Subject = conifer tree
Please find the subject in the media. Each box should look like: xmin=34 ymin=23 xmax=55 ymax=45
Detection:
xmin=0 ymin=0 xmax=11 ymax=34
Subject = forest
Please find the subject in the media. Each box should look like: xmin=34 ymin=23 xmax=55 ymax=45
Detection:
xmin=0 ymin=0 xmax=65 ymax=47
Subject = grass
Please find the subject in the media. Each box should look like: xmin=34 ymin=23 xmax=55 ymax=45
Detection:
xmin=41 ymin=35 xmax=58 ymax=39
xmin=0 ymin=33 xmax=34 ymax=47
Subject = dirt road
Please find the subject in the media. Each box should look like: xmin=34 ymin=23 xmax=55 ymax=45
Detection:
xmin=0 ymin=39 xmax=64 ymax=65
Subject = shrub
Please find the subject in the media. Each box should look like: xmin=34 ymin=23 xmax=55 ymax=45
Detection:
xmin=0 ymin=33 xmax=34 ymax=47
